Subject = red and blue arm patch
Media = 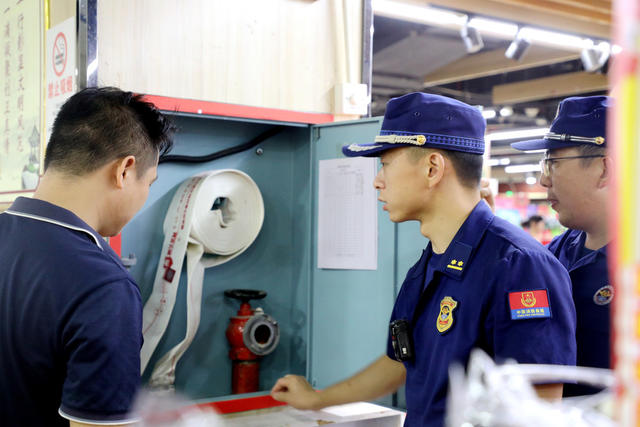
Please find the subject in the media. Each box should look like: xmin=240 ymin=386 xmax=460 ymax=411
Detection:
xmin=508 ymin=289 xmax=551 ymax=320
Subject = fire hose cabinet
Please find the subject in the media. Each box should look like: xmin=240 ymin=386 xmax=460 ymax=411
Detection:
xmin=122 ymin=99 xmax=426 ymax=405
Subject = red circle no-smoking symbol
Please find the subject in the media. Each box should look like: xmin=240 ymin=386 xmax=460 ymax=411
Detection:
xmin=53 ymin=32 xmax=67 ymax=77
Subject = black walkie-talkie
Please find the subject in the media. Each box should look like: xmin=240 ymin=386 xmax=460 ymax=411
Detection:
xmin=390 ymin=319 xmax=414 ymax=362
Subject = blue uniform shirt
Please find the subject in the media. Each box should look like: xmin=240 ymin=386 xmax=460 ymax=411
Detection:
xmin=547 ymin=229 xmax=610 ymax=396
xmin=387 ymin=202 xmax=576 ymax=427
xmin=0 ymin=197 xmax=142 ymax=426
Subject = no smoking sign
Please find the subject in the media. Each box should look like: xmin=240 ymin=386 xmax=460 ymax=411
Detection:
xmin=52 ymin=32 xmax=67 ymax=76
xmin=46 ymin=16 xmax=76 ymax=143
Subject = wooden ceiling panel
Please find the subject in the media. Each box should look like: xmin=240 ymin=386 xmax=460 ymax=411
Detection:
xmin=492 ymin=71 xmax=608 ymax=104
xmin=490 ymin=0 xmax=611 ymax=25
xmin=541 ymin=0 xmax=611 ymax=14
xmin=423 ymin=46 xmax=580 ymax=87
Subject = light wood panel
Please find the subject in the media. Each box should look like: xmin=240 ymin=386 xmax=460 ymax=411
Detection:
xmin=98 ymin=0 xmax=363 ymax=114
xmin=545 ymin=0 xmax=611 ymax=14
xmin=49 ymin=0 xmax=75 ymax=27
xmin=492 ymin=71 xmax=609 ymax=104
xmin=489 ymin=0 xmax=610 ymax=25
xmin=423 ymin=46 xmax=580 ymax=87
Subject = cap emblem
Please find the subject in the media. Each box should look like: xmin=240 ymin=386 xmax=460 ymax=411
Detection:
xmin=374 ymin=134 xmax=426 ymax=146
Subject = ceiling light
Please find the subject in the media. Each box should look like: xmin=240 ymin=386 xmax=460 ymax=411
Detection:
xmin=460 ymin=18 xmax=484 ymax=53
xmin=525 ymin=176 xmax=537 ymax=185
xmin=372 ymin=0 xmax=466 ymax=27
xmin=485 ymin=127 xmax=549 ymax=142
xmin=499 ymin=106 xmax=514 ymax=117
xmin=488 ymin=157 xmax=512 ymax=166
xmin=519 ymin=27 xmax=592 ymax=50
xmin=505 ymin=164 xmax=541 ymax=174
xmin=372 ymin=1 xmax=606 ymax=53
xmin=505 ymin=30 xmax=531 ymax=61
xmin=482 ymin=109 xmax=496 ymax=119
xmin=468 ymin=17 xmax=518 ymax=38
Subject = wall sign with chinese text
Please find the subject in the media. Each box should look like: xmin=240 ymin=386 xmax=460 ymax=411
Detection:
xmin=0 ymin=1 xmax=44 ymax=203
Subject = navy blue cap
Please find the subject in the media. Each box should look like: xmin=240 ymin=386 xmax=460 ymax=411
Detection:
xmin=511 ymin=96 xmax=610 ymax=151
xmin=342 ymin=92 xmax=486 ymax=157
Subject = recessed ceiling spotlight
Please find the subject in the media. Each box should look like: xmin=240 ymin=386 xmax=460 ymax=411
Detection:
xmin=499 ymin=106 xmax=514 ymax=117
xmin=482 ymin=109 xmax=497 ymax=119
xmin=505 ymin=164 xmax=541 ymax=174
xmin=487 ymin=157 xmax=511 ymax=167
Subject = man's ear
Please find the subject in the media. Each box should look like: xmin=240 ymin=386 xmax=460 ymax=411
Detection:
xmin=597 ymin=155 xmax=612 ymax=189
xmin=425 ymin=151 xmax=446 ymax=188
xmin=113 ymin=156 xmax=136 ymax=189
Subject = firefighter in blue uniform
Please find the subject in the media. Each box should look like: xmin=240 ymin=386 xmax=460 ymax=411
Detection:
xmin=271 ymin=92 xmax=577 ymax=426
xmin=512 ymin=95 xmax=612 ymax=396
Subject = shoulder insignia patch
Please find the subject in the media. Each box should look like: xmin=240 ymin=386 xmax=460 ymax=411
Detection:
xmin=593 ymin=285 xmax=613 ymax=305
xmin=508 ymin=289 xmax=551 ymax=320
xmin=446 ymin=259 xmax=464 ymax=271
xmin=437 ymin=296 xmax=458 ymax=333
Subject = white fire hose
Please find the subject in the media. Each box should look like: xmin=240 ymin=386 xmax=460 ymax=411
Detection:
xmin=140 ymin=170 xmax=264 ymax=388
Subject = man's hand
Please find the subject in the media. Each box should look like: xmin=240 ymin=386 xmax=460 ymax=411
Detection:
xmin=271 ymin=374 xmax=322 ymax=410
xmin=271 ymin=356 xmax=405 ymax=411
xmin=480 ymin=178 xmax=495 ymax=212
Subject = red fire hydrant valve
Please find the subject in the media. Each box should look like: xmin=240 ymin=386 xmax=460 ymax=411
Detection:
xmin=225 ymin=289 xmax=279 ymax=394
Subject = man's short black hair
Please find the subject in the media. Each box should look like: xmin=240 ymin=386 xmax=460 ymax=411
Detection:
xmin=408 ymin=146 xmax=483 ymax=188
xmin=440 ymin=150 xmax=483 ymax=188
xmin=522 ymin=215 xmax=544 ymax=229
xmin=528 ymin=215 xmax=544 ymax=224
xmin=44 ymin=87 xmax=175 ymax=176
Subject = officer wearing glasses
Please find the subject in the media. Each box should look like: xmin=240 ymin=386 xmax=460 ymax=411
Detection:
xmin=512 ymin=95 xmax=611 ymax=396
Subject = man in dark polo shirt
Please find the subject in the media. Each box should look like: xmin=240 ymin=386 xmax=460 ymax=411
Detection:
xmin=271 ymin=93 xmax=576 ymax=426
xmin=512 ymin=96 xmax=612 ymax=396
xmin=0 ymin=87 xmax=174 ymax=426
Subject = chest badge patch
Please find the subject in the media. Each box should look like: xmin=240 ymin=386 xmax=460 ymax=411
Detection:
xmin=593 ymin=285 xmax=613 ymax=305
xmin=508 ymin=289 xmax=551 ymax=320
xmin=437 ymin=296 xmax=458 ymax=333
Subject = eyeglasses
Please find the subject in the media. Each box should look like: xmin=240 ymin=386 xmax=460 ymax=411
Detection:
xmin=538 ymin=155 xmax=605 ymax=176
